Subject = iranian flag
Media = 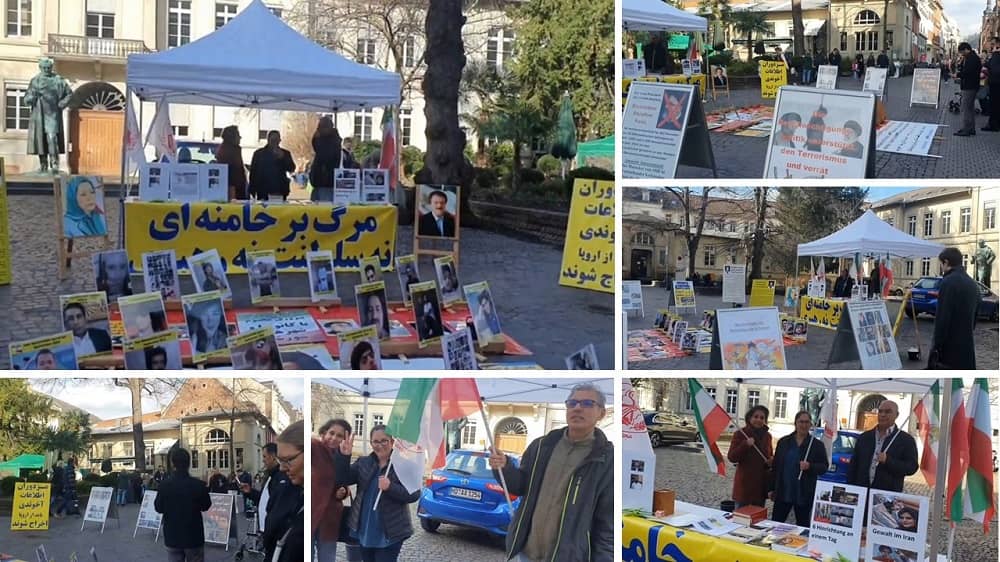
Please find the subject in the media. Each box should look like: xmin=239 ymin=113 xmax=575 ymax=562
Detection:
xmin=378 ymin=107 xmax=398 ymax=191
xmin=913 ymin=380 xmax=940 ymax=487
xmin=688 ymin=379 xmax=730 ymax=476
xmin=879 ymin=255 xmax=894 ymax=298
xmin=946 ymin=378 xmax=970 ymax=522
xmin=385 ymin=378 xmax=482 ymax=493
xmin=819 ymin=383 xmax=838 ymax=464
xmin=963 ymin=378 xmax=995 ymax=532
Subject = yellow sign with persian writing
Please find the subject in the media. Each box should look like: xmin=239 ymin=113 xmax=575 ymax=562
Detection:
xmin=560 ymin=179 xmax=614 ymax=293
xmin=11 ymin=482 xmax=51 ymax=531
xmin=749 ymin=279 xmax=777 ymax=307
xmin=0 ymin=157 xmax=10 ymax=285
xmin=759 ymin=60 xmax=788 ymax=99
xmin=622 ymin=516 xmax=804 ymax=562
xmin=125 ymin=201 xmax=397 ymax=273
xmin=799 ymin=295 xmax=846 ymax=330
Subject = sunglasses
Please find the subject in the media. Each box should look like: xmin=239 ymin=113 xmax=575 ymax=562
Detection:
xmin=565 ymin=399 xmax=599 ymax=408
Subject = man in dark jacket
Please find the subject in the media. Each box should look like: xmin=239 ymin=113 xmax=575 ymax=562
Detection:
xmin=249 ymin=130 xmax=296 ymax=201
xmin=876 ymin=50 xmax=890 ymax=68
xmin=955 ymin=42 xmax=983 ymax=136
xmin=49 ymin=461 xmax=66 ymax=518
xmin=832 ymin=269 xmax=855 ymax=298
xmin=240 ymin=442 xmax=290 ymax=534
xmin=489 ymin=383 xmax=613 ymax=562
xmin=846 ymin=400 xmax=918 ymax=493
xmin=983 ymin=37 xmax=1000 ymax=131
xmin=642 ymin=34 xmax=668 ymax=74
xmin=418 ymin=189 xmax=457 ymax=237
xmin=929 ymin=247 xmax=981 ymax=369
xmin=154 ymin=448 xmax=211 ymax=562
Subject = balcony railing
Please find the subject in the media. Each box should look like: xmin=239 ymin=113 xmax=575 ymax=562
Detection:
xmin=47 ymin=34 xmax=150 ymax=60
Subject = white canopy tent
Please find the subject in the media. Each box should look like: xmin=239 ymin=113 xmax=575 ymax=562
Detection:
xmin=319 ymin=377 xmax=612 ymax=404
xmin=797 ymin=210 xmax=945 ymax=259
xmin=623 ymin=0 xmax=708 ymax=32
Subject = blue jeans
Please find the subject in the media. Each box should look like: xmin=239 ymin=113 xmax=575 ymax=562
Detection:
xmin=116 ymin=488 xmax=127 ymax=505
xmin=803 ymin=69 xmax=814 ymax=84
xmin=359 ymin=542 xmax=403 ymax=562
xmin=315 ymin=539 xmax=338 ymax=562
xmin=50 ymin=491 xmax=68 ymax=515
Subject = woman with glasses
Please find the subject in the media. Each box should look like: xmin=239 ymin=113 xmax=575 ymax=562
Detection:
xmin=262 ymin=420 xmax=304 ymax=562
xmin=334 ymin=425 xmax=420 ymax=562
xmin=768 ymin=411 xmax=828 ymax=526
xmin=727 ymin=405 xmax=774 ymax=509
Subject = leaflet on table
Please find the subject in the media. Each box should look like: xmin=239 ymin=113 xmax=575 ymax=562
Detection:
xmin=807 ymin=481 xmax=868 ymax=561
xmin=334 ymin=168 xmax=361 ymax=205
xmin=235 ymin=311 xmax=325 ymax=345
xmin=140 ymin=163 xmax=228 ymax=202
xmin=361 ymin=169 xmax=390 ymax=204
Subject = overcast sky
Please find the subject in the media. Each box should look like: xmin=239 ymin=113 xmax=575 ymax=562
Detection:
xmin=30 ymin=378 xmax=304 ymax=420
xmin=945 ymin=0 xmax=988 ymax=40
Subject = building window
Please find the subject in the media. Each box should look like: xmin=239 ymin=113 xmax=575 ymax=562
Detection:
xmin=85 ymin=11 xmax=114 ymax=39
xmin=400 ymin=108 xmax=412 ymax=146
xmin=145 ymin=445 xmax=154 ymax=466
xmin=725 ymin=389 xmax=738 ymax=414
xmin=353 ymin=413 xmax=365 ymax=437
xmin=205 ymin=429 xmax=230 ymax=444
xmin=461 ymin=418 xmax=477 ymax=445
xmin=207 ymin=450 xmax=216 ymax=468
xmin=747 ymin=390 xmax=761 ymax=409
xmin=921 ymin=257 xmax=931 ymax=276
xmin=854 ymin=9 xmax=881 ymax=25
xmin=774 ymin=391 xmax=787 ymax=419
xmin=941 ymin=210 xmax=951 ymax=234
xmin=703 ymin=245 xmax=716 ymax=267
xmin=631 ymin=232 xmax=654 ymax=245
xmin=6 ymin=0 xmax=31 ymax=37
xmin=839 ymin=32 xmax=848 ymax=51
xmin=373 ymin=414 xmax=384 ymax=427
xmin=4 ymin=86 xmax=29 ymax=131
xmin=963 ymin=254 xmax=970 ymax=269
xmin=172 ymin=125 xmax=189 ymax=137
xmin=905 ymin=260 xmax=914 ymax=276
xmin=403 ymin=35 xmax=417 ymax=68
xmin=923 ymin=212 xmax=933 ymax=237
xmin=191 ymin=450 xmax=199 ymax=469
xmin=906 ymin=215 xmax=916 ymax=236
xmin=168 ymin=0 xmax=191 ymax=48
xmin=354 ymin=108 xmax=373 ymax=141
xmin=960 ymin=207 xmax=971 ymax=232
xmin=885 ymin=216 xmax=894 ymax=227
xmin=984 ymin=202 xmax=996 ymax=230
xmin=212 ymin=127 xmax=223 ymax=139
xmin=659 ymin=249 xmax=667 ymax=265
xmin=855 ymin=31 xmax=879 ymax=52
xmin=486 ymin=27 xmax=515 ymax=71
xmin=215 ymin=1 xmax=237 ymax=29
xmin=886 ymin=30 xmax=893 ymax=48
xmin=219 ymin=449 xmax=230 ymax=469
xmin=123 ymin=441 xmax=133 ymax=457
xmin=258 ymin=129 xmax=268 ymax=141
xmin=235 ymin=448 xmax=243 ymax=468
xmin=356 ymin=37 xmax=376 ymax=65
xmin=706 ymin=387 xmax=717 ymax=402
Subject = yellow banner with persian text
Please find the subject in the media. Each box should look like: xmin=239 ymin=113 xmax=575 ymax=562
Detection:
xmin=622 ymin=516 xmax=805 ymax=562
xmin=799 ymin=295 xmax=846 ymax=329
xmin=11 ymin=482 xmax=50 ymax=531
xmin=125 ymin=201 xmax=397 ymax=273
xmin=560 ymin=179 xmax=614 ymax=293
xmin=759 ymin=60 xmax=788 ymax=99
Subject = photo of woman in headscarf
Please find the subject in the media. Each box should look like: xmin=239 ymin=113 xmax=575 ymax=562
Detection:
xmin=185 ymin=299 xmax=229 ymax=355
xmin=63 ymin=177 xmax=107 ymax=237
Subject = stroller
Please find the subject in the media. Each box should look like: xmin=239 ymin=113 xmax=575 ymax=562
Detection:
xmin=948 ymin=90 xmax=962 ymax=113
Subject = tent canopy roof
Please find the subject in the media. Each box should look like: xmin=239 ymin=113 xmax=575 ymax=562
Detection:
xmin=126 ymin=0 xmax=401 ymax=112
xmin=732 ymin=377 xmax=936 ymax=394
xmin=0 ymin=454 xmax=46 ymax=471
xmin=623 ymin=0 xmax=708 ymax=32
xmin=797 ymin=210 xmax=945 ymax=259
xmin=320 ymin=378 xmax=613 ymax=405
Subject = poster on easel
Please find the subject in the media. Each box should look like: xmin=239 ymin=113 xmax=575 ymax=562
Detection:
xmin=203 ymin=493 xmax=236 ymax=549
xmin=622 ymin=280 xmax=644 ymax=314
xmin=10 ymin=482 xmax=50 ymax=531
xmin=81 ymin=486 xmax=113 ymax=533
xmin=816 ymin=65 xmax=839 ymax=90
xmin=749 ymin=279 xmax=776 ymax=307
xmin=909 ymin=68 xmax=941 ymax=108
xmin=759 ymin=60 xmax=788 ymax=99
xmin=622 ymin=379 xmax=656 ymax=511
xmin=864 ymin=489 xmax=929 ymax=562
xmin=714 ymin=307 xmax=786 ymax=370
xmin=710 ymin=65 xmax=730 ymax=100
xmin=623 ymin=59 xmax=643 ymax=79
xmin=807 ymin=279 xmax=827 ymax=298
xmin=721 ymin=264 xmax=745 ymax=304
xmin=134 ymin=490 xmax=162 ymax=541
xmin=763 ymin=87 xmax=876 ymax=179
xmin=622 ymin=81 xmax=717 ymax=178
xmin=672 ymin=280 xmax=696 ymax=310
xmin=862 ymin=67 xmax=889 ymax=98
xmin=0 ymin=158 xmax=9 ymax=285
xmin=168 ymin=164 xmax=201 ymax=203
xmin=414 ymin=184 xmax=461 ymax=265
xmin=560 ymin=179 xmax=614 ymax=293
xmin=201 ymin=164 xmax=229 ymax=202
xmin=828 ymin=299 xmax=902 ymax=369
xmin=807 ymin=481 xmax=867 ymax=561
xmin=55 ymin=176 xmax=112 ymax=279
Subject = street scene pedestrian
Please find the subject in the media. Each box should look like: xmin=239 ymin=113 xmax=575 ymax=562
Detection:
xmin=154 ymin=448 xmax=212 ymax=562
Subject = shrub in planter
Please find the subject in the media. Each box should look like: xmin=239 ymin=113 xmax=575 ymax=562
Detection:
xmin=728 ymin=60 xmax=759 ymax=76
xmin=474 ymin=167 xmax=499 ymax=189
xmin=487 ymin=141 xmax=514 ymax=170
xmin=564 ymin=166 xmax=614 ymax=199
xmin=708 ymin=51 xmax=734 ymax=67
xmin=355 ymin=140 xmax=382 ymax=164
xmin=536 ymin=154 xmax=561 ymax=178
xmin=25 ymin=473 xmax=48 ymax=483
xmin=541 ymin=177 xmax=568 ymax=199
xmin=401 ymin=146 xmax=424 ymax=178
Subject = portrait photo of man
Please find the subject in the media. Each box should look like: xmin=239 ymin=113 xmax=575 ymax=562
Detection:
xmin=417 ymin=187 xmax=457 ymax=238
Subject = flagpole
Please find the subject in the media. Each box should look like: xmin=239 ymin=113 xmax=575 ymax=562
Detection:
xmin=929 ymin=377 xmax=952 ymax=560
xmin=797 ymin=437 xmax=814 ymax=480
xmin=479 ymin=400 xmax=514 ymax=512
xmin=372 ymin=457 xmax=394 ymax=511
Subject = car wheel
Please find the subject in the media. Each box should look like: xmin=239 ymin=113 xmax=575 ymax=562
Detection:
xmin=420 ymin=518 xmax=441 ymax=533
xmin=649 ymin=432 xmax=662 ymax=448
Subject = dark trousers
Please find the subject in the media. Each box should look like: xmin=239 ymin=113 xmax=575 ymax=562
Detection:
xmin=989 ymin=86 xmax=1000 ymax=128
xmin=961 ymin=89 xmax=978 ymax=132
xmin=772 ymin=501 xmax=812 ymax=527
xmin=359 ymin=542 xmax=403 ymax=562
xmin=165 ymin=547 xmax=205 ymax=562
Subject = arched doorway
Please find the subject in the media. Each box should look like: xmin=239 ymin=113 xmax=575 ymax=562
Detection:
xmin=68 ymin=81 xmax=126 ymax=176
xmin=494 ymin=417 xmax=528 ymax=454
xmin=855 ymin=394 xmax=887 ymax=431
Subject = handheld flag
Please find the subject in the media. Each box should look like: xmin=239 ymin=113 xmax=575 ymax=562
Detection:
xmin=963 ymin=378 xmax=995 ymax=532
xmin=946 ymin=378 xmax=970 ymax=522
xmin=913 ymin=380 xmax=940 ymax=487
xmin=688 ymin=379 xmax=730 ymax=476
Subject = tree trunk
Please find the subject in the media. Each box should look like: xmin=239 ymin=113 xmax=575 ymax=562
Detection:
xmin=883 ymin=0 xmax=889 ymax=55
xmin=749 ymin=187 xmax=769 ymax=283
xmin=689 ymin=191 xmax=711 ymax=279
xmin=511 ymin=140 xmax=522 ymax=193
xmin=747 ymin=32 xmax=754 ymax=62
xmin=791 ymin=0 xmax=805 ymax=56
xmin=128 ymin=379 xmax=146 ymax=472
xmin=423 ymin=0 xmax=477 ymax=222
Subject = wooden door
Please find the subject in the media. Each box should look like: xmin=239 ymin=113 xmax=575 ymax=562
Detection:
xmin=496 ymin=434 xmax=527 ymax=455
xmin=70 ymin=109 xmax=123 ymax=177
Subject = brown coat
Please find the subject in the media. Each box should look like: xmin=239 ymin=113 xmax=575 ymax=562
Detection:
xmin=727 ymin=426 xmax=773 ymax=506
xmin=311 ymin=438 xmax=344 ymax=542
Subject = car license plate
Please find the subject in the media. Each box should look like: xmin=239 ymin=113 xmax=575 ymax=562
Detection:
xmin=450 ymin=487 xmax=482 ymax=501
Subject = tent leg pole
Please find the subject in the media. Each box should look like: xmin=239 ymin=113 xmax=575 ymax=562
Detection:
xmin=928 ymin=377 xmax=951 ymax=560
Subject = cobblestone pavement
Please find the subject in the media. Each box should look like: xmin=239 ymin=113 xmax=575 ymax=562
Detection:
xmin=628 ymin=285 xmax=1000 ymax=370
xmin=0 ymin=195 xmax=612 ymax=369
xmin=650 ymin=445 xmax=999 ymax=561
xmin=676 ymin=74 xmax=1000 ymax=178
xmin=394 ymin=503 xmax=507 ymax=561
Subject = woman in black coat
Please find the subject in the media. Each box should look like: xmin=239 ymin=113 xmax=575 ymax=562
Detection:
xmin=334 ymin=425 xmax=420 ymax=562
xmin=310 ymin=115 xmax=341 ymax=203
xmin=769 ymin=411 xmax=829 ymax=526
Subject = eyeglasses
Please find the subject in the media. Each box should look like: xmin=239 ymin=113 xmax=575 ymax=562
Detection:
xmin=371 ymin=438 xmax=391 ymax=446
xmin=565 ymin=399 xmax=599 ymax=408
xmin=277 ymin=451 xmax=302 ymax=468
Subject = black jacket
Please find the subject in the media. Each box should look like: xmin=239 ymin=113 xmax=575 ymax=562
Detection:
xmin=418 ymin=211 xmax=456 ymax=237
xmin=845 ymin=427 xmax=918 ymax=493
xmin=261 ymin=483 xmax=303 ymax=562
xmin=79 ymin=328 xmax=112 ymax=352
xmin=494 ymin=428 xmax=614 ymax=562
xmin=832 ymin=275 xmax=854 ymax=298
xmin=310 ymin=132 xmax=342 ymax=188
xmin=154 ymin=470 xmax=212 ymax=549
xmin=769 ymin=434 xmax=829 ymax=505
xmin=50 ymin=466 xmax=64 ymax=493
xmin=989 ymin=52 xmax=1000 ymax=87
xmin=930 ymin=266 xmax=981 ymax=369
xmin=829 ymin=53 xmax=842 ymax=68
xmin=334 ymin=451 xmax=420 ymax=545
xmin=249 ymin=146 xmax=296 ymax=199
xmin=960 ymin=51 xmax=983 ymax=91
xmin=877 ymin=54 xmax=890 ymax=68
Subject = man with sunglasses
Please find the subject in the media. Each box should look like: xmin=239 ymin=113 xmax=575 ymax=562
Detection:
xmin=489 ymin=383 xmax=614 ymax=562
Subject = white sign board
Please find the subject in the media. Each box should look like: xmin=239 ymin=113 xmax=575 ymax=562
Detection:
xmin=622 ymin=280 xmax=644 ymax=314
xmin=622 ymin=380 xmax=656 ymax=511
xmin=715 ymin=307 xmax=787 ymax=369
xmin=816 ymin=65 xmax=839 ymax=89
xmin=807 ymin=280 xmax=826 ymax=298
xmin=622 ymin=82 xmax=697 ymax=179
xmin=623 ymin=59 xmax=642 ymax=78
xmin=82 ymin=486 xmax=113 ymax=531
xmin=846 ymin=300 xmax=902 ymax=369
xmin=808 ymin=481 xmax=868 ymax=561
xmin=203 ymin=492 xmax=235 ymax=547
xmin=909 ymin=68 xmax=941 ymax=108
xmin=134 ymin=490 xmax=162 ymax=540
xmin=875 ymin=121 xmax=939 ymax=157
xmin=721 ymin=264 xmax=746 ymax=304
xmin=862 ymin=67 xmax=888 ymax=97
xmin=764 ymin=87 xmax=875 ymax=179
xmin=864 ymin=489 xmax=929 ymax=562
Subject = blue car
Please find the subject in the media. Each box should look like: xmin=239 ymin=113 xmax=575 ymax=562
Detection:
xmin=417 ymin=449 xmax=521 ymax=537
xmin=811 ymin=428 xmax=860 ymax=483
xmin=906 ymin=276 xmax=999 ymax=321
